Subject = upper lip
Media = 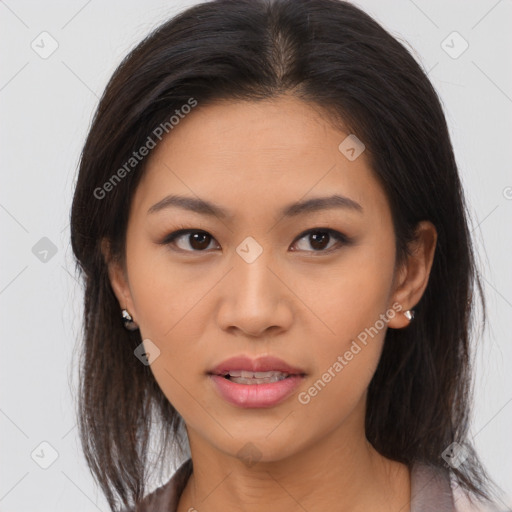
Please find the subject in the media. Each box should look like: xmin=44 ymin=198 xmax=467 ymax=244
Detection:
xmin=208 ymin=355 xmax=306 ymax=376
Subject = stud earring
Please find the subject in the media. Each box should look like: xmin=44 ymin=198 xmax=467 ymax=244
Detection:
xmin=121 ymin=308 xmax=139 ymax=331
xmin=404 ymin=309 xmax=415 ymax=321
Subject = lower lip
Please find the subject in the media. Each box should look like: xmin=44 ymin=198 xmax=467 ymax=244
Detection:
xmin=209 ymin=374 xmax=304 ymax=408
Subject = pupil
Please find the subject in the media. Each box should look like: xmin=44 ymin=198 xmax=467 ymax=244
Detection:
xmin=188 ymin=231 xmax=330 ymax=251
xmin=191 ymin=232 xmax=210 ymax=250
xmin=310 ymin=231 xmax=329 ymax=250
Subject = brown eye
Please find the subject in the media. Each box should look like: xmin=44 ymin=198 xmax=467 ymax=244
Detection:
xmin=161 ymin=227 xmax=350 ymax=255
xmin=187 ymin=232 xmax=212 ymax=250
xmin=291 ymin=228 xmax=349 ymax=253
xmin=309 ymin=231 xmax=330 ymax=250
xmin=163 ymin=230 xmax=219 ymax=252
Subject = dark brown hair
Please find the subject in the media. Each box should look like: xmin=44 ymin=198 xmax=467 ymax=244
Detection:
xmin=69 ymin=0 xmax=503 ymax=510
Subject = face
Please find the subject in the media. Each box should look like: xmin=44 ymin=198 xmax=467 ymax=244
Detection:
xmin=105 ymin=95 xmax=436 ymax=463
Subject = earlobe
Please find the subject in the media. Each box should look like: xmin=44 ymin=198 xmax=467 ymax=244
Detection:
xmin=387 ymin=221 xmax=437 ymax=329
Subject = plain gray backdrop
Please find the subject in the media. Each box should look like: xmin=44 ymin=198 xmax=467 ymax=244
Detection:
xmin=1 ymin=0 xmax=511 ymax=510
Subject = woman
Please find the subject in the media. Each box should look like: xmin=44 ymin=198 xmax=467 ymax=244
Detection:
xmin=69 ymin=0 xmax=506 ymax=510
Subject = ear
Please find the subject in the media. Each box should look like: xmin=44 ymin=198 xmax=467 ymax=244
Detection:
xmin=387 ymin=221 xmax=437 ymax=329
xmin=101 ymin=237 xmax=138 ymax=324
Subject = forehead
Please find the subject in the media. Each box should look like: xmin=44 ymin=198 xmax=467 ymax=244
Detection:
xmin=130 ymin=96 xmax=390 ymax=225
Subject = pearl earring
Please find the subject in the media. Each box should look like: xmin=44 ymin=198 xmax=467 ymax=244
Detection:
xmin=404 ymin=309 xmax=415 ymax=321
xmin=121 ymin=308 xmax=139 ymax=331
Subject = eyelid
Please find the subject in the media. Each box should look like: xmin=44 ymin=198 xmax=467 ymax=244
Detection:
xmin=160 ymin=228 xmax=219 ymax=252
xmin=290 ymin=227 xmax=351 ymax=253
xmin=159 ymin=227 xmax=352 ymax=254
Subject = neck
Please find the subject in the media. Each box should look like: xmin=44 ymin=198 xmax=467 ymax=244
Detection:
xmin=177 ymin=406 xmax=410 ymax=512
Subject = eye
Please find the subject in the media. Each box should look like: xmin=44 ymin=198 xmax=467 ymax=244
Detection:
xmin=290 ymin=228 xmax=350 ymax=253
xmin=162 ymin=229 xmax=220 ymax=252
xmin=160 ymin=227 xmax=351 ymax=254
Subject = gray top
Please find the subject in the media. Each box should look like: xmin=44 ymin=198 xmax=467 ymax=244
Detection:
xmin=121 ymin=458 xmax=499 ymax=512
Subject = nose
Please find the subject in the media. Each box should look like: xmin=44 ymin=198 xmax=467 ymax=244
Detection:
xmin=216 ymin=243 xmax=294 ymax=338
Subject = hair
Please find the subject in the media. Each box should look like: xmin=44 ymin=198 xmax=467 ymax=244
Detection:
xmin=69 ymin=0 xmax=504 ymax=510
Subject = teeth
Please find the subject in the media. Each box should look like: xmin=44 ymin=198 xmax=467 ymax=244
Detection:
xmin=230 ymin=375 xmax=288 ymax=384
xmin=228 ymin=370 xmax=288 ymax=378
xmin=224 ymin=370 xmax=290 ymax=385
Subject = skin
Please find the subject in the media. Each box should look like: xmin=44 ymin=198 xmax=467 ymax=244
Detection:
xmin=103 ymin=94 xmax=437 ymax=512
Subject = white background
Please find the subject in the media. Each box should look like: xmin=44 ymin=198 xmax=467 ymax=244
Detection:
xmin=1 ymin=0 xmax=511 ymax=510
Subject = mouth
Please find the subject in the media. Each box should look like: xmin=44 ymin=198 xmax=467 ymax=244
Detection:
xmin=207 ymin=355 xmax=307 ymax=408
xmin=214 ymin=370 xmax=304 ymax=385
xmin=207 ymin=355 xmax=306 ymax=381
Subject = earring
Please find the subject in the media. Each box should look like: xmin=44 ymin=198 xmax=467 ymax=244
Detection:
xmin=404 ymin=309 xmax=415 ymax=321
xmin=121 ymin=308 xmax=139 ymax=331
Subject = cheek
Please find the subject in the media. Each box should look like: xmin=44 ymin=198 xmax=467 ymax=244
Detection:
xmin=126 ymin=235 xmax=209 ymax=340
xmin=295 ymin=237 xmax=395 ymax=409
xmin=305 ymin=238 xmax=396 ymax=348
xmin=125 ymin=238 xmax=216 ymax=400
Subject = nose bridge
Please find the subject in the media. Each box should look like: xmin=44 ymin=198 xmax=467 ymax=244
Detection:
xmin=217 ymin=235 xmax=292 ymax=336
xmin=240 ymin=246 xmax=271 ymax=287
xmin=233 ymin=235 xmax=278 ymax=305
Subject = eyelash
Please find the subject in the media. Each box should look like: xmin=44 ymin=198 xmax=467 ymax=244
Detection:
xmin=159 ymin=226 xmax=352 ymax=255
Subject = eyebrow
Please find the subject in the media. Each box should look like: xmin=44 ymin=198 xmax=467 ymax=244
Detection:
xmin=147 ymin=193 xmax=363 ymax=218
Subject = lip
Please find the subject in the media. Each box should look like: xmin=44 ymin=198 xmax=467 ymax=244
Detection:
xmin=208 ymin=355 xmax=306 ymax=376
xmin=207 ymin=355 xmax=306 ymax=409
xmin=209 ymin=374 xmax=304 ymax=408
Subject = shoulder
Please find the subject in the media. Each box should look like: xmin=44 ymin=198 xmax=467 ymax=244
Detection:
xmin=410 ymin=460 xmax=507 ymax=512
xmin=119 ymin=458 xmax=193 ymax=512
xmin=410 ymin=460 xmax=455 ymax=509
xmin=452 ymin=483 xmax=508 ymax=512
